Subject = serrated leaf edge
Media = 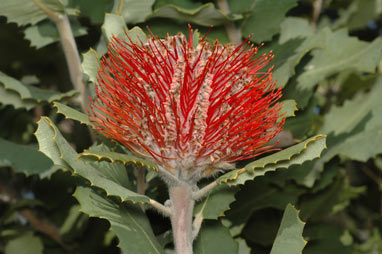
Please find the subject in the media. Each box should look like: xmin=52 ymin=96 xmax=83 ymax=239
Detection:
xmin=36 ymin=116 xmax=149 ymax=204
xmin=219 ymin=134 xmax=327 ymax=184
xmin=52 ymin=101 xmax=92 ymax=127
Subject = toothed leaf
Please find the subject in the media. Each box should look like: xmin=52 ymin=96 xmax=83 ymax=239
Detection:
xmin=74 ymin=186 xmax=164 ymax=254
xmin=270 ymin=204 xmax=306 ymax=254
xmin=217 ymin=135 xmax=326 ymax=185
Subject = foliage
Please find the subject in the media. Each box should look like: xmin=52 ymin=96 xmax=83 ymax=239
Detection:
xmin=0 ymin=0 xmax=381 ymax=253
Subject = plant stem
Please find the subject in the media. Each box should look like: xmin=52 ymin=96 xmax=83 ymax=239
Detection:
xmin=55 ymin=15 xmax=89 ymax=111
xmin=216 ymin=0 xmax=242 ymax=45
xmin=192 ymin=210 xmax=203 ymax=240
xmin=312 ymin=0 xmax=323 ymax=29
xmin=192 ymin=180 xmax=218 ymax=200
xmin=169 ymin=183 xmax=195 ymax=254
xmin=148 ymin=199 xmax=172 ymax=217
xmin=33 ymin=0 xmax=89 ymax=112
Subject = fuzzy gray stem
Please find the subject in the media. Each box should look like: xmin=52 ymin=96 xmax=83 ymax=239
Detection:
xmin=148 ymin=199 xmax=172 ymax=217
xmin=33 ymin=0 xmax=89 ymax=112
xmin=169 ymin=184 xmax=195 ymax=254
xmin=55 ymin=15 xmax=89 ymax=111
xmin=216 ymin=0 xmax=242 ymax=45
xmin=192 ymin=211 xmax=203 ymax=240
xmin=192 ymin=180 xmax=218 ymax=200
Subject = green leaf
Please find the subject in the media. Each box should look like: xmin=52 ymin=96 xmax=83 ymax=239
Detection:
xmin=81 ymin=48 xmax=100 ymax=84
xmin=79 ymin=149 xmax=158 ymax=171
xmin=284 ymin=98 xmax=317 ymax=140
xmin=241 ymin=209 xmax=282 ymax=246
xmin=296 ymin=29 xmax=382 ymax=95
xmin=0 ymin=137 xmax=53 ymax=176
xmin=194 ymin=220 xmax=238 ymax=254
xmin=0 ymin=84 xmax=38 ymax=110
xmin=320 ymin=77 xmax=382 ymax=136
xmin=279 ymin=17 xmax=314 ymax=44
xmin=194 ymin=185 xmax=239 ymax=220
xmin=112 ymin=0 xmax=155 ymax=24
xmin=280 ymin=100 xmax=298 ymax=120
xmin=227 ymin=178 xmax=303 ymax=225
xmin=241 ymin=0 xmax=298 ymax=43
xmin=270 ymin=204 xmax=306 ymax=254
xmin=24 ymin=19 xmax=87 ymax=49
xmin=85 ymin=144 xmax=133 ymax=190
xmin=150 ymin=3 xmax=236 ymax=26
xmin=217 ymin=135 xmax=327 ymax=185
xmin=35 ymin=116 xmax=70 ymax=174
xmin=316 ymin=77 xmax=382 ymax=165
xmin=299 ymin=175 xmax=365 ymax=221
xmin=102 ymin=13 xmax=128 ymax=41
xmin=37 ymin=117 xmax=150 ymax=203
xmin=333 ymin=0 xmax=382 ymax=31
xmin=0 ymin=0 xmax=65 ymax=26
xmin=5 ymin=232 xmax=43 ymax=254
xmin=59 ymin=205 xmax=89 ymax=241
xmin=303 ymin=224 xmax=352 ymax=254
xmin=259 ymin=25 xmax=326 ymax=87
xmin=74 ymin=186 xmax=164 ymax=254
xmin=0 ymin=71 xmax=78 ymax=103
xmin=53 ymin=102 xmax=91 ymax=126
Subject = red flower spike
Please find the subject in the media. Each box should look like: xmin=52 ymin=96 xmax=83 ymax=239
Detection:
xmin=89 ymin=27 xmax=285 ymax=181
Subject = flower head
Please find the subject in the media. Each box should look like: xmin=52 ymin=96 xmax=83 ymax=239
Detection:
xmin=89 ymin=26 xmax=284 ymax=181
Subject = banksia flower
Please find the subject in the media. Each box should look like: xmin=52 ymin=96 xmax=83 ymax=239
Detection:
xmin=89 ymin=27 xmax=284 ymax=182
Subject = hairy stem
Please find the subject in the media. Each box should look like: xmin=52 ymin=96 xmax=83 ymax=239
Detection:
xmin=192 ymin=180 xmax=218 ymax=200
xmin=169 ymin=184 xmax=195 ymax=254
xmin=149 ymin=199 xmax=172 ymax=217
xmin=33 ymin=0 xmax=89 ymax=112
xmin=216 ymin=0 xmax=242 ymax=45
xmin=312 ymin=0 xmax=323 ymax=29
xmin=192 ymin=210 xmax=203 ymax=240
xmin=55 ymin=15 xmax=89 ymax=111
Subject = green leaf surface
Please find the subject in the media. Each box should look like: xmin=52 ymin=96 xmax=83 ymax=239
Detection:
xmin=320 ymin=77 xmax=382 ymax=136
xmin=81 ymin=48 xmax=100 ymax=84
xmin=150 ymin=2 xmax=235 ymax=26
xmin=102 ymin=13 xmax=128 ymax=41
xmin=0 ymin=137 xmax=53 ymax=176
xmin=241 ymin=0 xmax=298 ymax=43
xmin=34 ymin=117 xmax=70 ymax=176
xmin=333 ymin=0 xmax=382 ymax=31
xmin=53 ymin=102 xmax=91 ymax=126
xmin=260 ymin=25 xmax=326 ymax=87
xmin=112 ymin=0 xmax=155 ymax=24
xmin=0 ymin=84 xmax=38 ymax=110
xmin=241 ymin=209 xmax=282 ymax=246
xmin=299 ymin=175 xmax=365 ymax=221
xmin=0 ymin=0 xmax=65 ymax=26
xmin=194 ymin=220 xmax=238 ymax=254
xmin=24 ymin=19 xmax=87 ymax=49
xmin=280 ymin=99 xmax=298 ymax=120
xmin=314 ymin=77 xmax=382 ymax=167
xmin=85 ymin=144 xmax=133 ymax=190
xmin=37 ymin=117 xmax=150 ymax=203
xmin=4 ymin=232 xmax=43 ymax=254
xmin=79 ymin=149 xmax=158 ymax=171
xmin=296 ymin=29 xmax=382 ymax=94
xmin=279 ymin=17 xmax=314 ymax=44
xmin=194 ymin=185 xmax=238 ymax=220
xmin=74 ymin=186 xmax=164 ymax=254
xmin=0 ymin=71 xmax=78 ymax=103
xmin=270 ymin=204 xmax=306 ymax=254
xmin=303 ymin=224 xmax=353 ymax=254
xmin=227 ymin=178 xmax=303 ymax=225
xmin=217 ymin=135 xmax=326 ymax=185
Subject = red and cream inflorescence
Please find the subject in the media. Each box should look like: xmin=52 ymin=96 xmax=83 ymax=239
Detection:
xmin=89 ymin=27 xmax=284 ymax=181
